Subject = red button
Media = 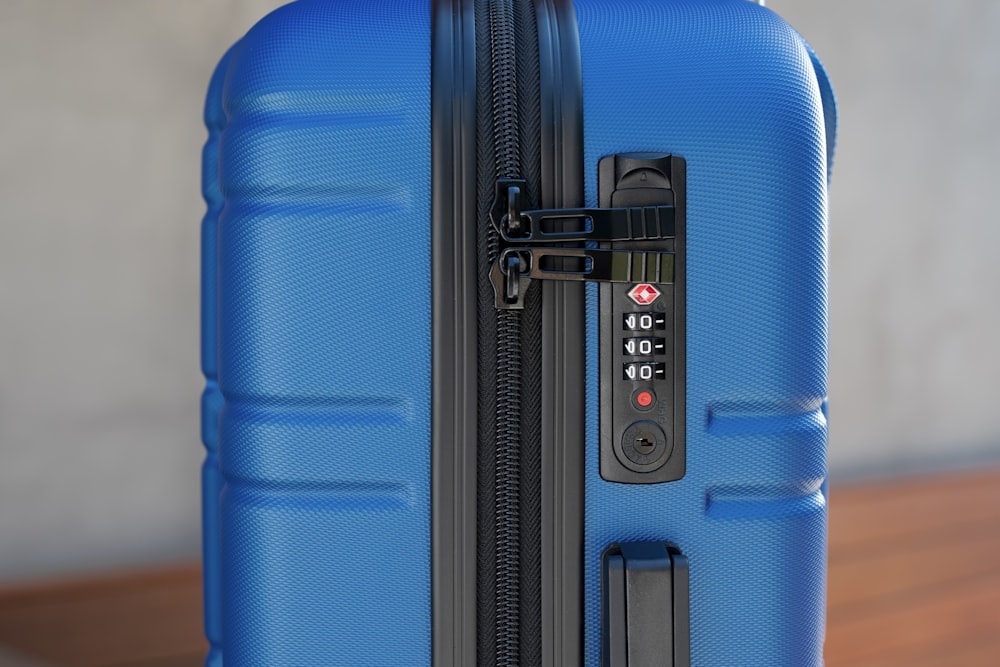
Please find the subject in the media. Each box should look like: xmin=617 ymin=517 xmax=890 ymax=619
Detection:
xmin=635 ymin=390 xmax=654 ymax=408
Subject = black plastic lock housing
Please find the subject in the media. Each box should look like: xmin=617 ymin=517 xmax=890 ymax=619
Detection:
xmin=599 ymin=153 xmax=686 ymax=484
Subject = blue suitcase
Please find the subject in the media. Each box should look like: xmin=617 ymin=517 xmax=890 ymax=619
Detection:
xmin=201 ymin=0 xmax=836 ymax=664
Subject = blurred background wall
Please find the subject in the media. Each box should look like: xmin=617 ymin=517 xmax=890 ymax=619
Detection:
xmin=771 ymin=0 xmax=1000 ymax=475
xmin=0 ymin=0 xmax=997 ymax=583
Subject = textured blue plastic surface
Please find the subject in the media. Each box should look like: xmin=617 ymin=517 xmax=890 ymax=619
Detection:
xmin=201 ymin=41 xmax=232 ymax=667
xmin=576 ymin=1 xmax=833 ymax=665
xmin=203 ymin=0 xmax=833 ymax=664
xmin=203 ymin=1 xmax=432 ymax=664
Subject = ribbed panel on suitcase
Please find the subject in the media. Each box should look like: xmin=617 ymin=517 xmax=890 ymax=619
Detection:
xmin=205 ymin=2 xmax=433 ymax=664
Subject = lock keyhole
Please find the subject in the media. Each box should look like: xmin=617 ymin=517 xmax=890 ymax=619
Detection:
xmin=634 ymin=437 xmax=656 ymax=456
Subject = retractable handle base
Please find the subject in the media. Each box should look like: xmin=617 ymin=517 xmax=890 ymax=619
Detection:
xmin=602 ymin=542 xmax=690 ymax=667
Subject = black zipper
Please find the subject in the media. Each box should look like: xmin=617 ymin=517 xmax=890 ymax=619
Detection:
xmin=431 ymin=1 xmax=586 ymax=664
xmin=486 ymin=1 xmax=523 ymax=665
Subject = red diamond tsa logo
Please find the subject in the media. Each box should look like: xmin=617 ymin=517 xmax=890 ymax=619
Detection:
xmin=628 ymin=283 xmax=661 ymax=306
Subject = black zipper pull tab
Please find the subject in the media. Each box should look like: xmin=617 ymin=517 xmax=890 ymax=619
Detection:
xmin=490 ymin=249 xmax=530 ymax=309
xmin=520 ymin=247 xmax=675 ymax=284
xmin=491 ymin=180 xmax=675 ymax=244
xmin=489 ymin=180 xmax=530 ymax=309
xmin=515 ymin=205 xmax=675 ymax=243
xmin=491 ymin=246 xmax=676 ymax=307
xmin=491 ymin=179 xmax=530 ymax=239
xmin=504 ymin=182 xmax=524 ymax=237
xmin=489 ymin=177 xmax=679 ymax=308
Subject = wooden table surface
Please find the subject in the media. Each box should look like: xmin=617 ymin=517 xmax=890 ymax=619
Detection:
xmin=1 ymin=468 xmax=998 ymax=666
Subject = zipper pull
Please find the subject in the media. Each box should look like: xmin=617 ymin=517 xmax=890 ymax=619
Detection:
xmin=490 ymin=247 xmax=675 ymax=309
xmin=502 ymin=252 xmax=527 ymax=306
xmin=490 ymin=250 xmax=532 ymax=309
xmin=489 ymin=180 xmax=677 ymax=309
xmin=514 ymin=247 xmax=674 ymax=284
xmin=491 ymin=180 xmax=676 ymax=243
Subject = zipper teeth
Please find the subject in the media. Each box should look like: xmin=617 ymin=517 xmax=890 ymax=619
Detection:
xmin=495 ymin=312 xmax=520 ymax=666
xmin=488 ymin=0 xmax=518 ymax=181
xmin=488 ymin=0 xmax=521 ymax=665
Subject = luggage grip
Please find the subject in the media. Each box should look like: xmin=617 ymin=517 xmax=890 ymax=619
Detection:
xmin=602 ymin=542 xmax=691 ymax=667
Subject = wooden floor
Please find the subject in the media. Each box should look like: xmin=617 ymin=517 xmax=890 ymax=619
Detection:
xmin=826 ymin=468 xmax=1000 ymax=666
xmin=1 ymin=469 xmax=998 ymax=666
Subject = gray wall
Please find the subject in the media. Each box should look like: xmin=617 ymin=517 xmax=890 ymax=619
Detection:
xmin=0 ymin=0 xmax=997 ymax=582
xmin=0 ymin=0 xmax=288 ymax=583
xmin=770 ymin=0 xmax=1000 ymax=474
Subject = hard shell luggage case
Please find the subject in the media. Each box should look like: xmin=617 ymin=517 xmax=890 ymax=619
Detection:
xmin=201 ymin=0 xmax=836 ymax=665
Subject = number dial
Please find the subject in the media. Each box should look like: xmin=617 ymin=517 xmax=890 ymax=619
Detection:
xmin=623 ymin=362 xmax=666 ymax=381
xmin=623 ymin=337 xmax=666 ymax=357
xmin=622 ymin=312 xmax=666 ymax=331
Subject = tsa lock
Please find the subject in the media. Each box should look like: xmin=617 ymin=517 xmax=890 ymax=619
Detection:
xmin=597 ymin=153 xmax=687 ymax=484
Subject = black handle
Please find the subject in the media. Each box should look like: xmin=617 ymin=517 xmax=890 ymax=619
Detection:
xmin=602 ymin=543 xmax=690 ymax=667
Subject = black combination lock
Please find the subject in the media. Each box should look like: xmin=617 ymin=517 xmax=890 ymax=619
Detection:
xmin=599 ymin=153 xmax=686 ymax=484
